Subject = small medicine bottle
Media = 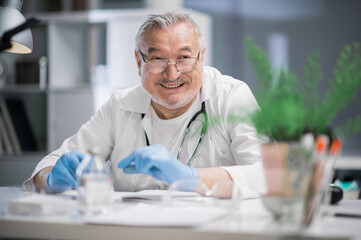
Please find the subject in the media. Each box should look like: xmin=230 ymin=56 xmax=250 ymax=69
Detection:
xmin=76 ymin=147 xmax=114 ymax=215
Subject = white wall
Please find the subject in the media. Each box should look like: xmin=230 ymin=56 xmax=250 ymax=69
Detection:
xmin=186 ymin=0 xmax=361 ymax=156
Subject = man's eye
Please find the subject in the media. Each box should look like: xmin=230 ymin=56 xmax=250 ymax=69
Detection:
xmin=150 ymin=59 xmax=164 ymax=64
xmin=179 ymin=56 xmax=191 ymax=59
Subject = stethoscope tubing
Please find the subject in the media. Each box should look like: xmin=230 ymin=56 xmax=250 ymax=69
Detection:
xmin=142 ymin=101 xmax=208 ymax=166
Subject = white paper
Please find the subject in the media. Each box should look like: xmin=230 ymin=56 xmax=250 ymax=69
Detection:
xmin=86 ymin=202 xmax=229 ymax=227
xmin=59 ymin=189 xmax=201 ymax=202
xmin=328 ymin=200 xmax=361 ymax=217
xmin=121 ymin=189 xmax=200 ymax=201
xmin=59 ymin=189 xmax=230 ymax=227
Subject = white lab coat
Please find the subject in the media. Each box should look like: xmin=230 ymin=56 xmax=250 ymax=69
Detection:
xmin=25 ymin=66 xmax=266 ymax=199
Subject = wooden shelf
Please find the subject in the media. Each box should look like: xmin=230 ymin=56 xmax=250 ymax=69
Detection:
xmin=0 ymin=84 xmax=47 ymax=94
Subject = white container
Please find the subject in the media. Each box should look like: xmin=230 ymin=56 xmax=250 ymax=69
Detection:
xmin=76 ymin=150 xmax=114 ymax=215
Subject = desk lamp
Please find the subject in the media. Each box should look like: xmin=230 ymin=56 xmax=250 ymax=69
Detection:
xmin=0 ymin=0 xmax=35 ymax=54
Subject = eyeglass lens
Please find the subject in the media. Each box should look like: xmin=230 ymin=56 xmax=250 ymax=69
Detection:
xmin=140 ymin=51 xmax=199 ymax=74
xmin=148 ymin=60 xmax=197 ymax=74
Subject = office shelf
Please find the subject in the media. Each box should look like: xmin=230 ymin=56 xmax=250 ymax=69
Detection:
xmin=0 ymin=9 xmax=212 ymax=186
xmin=0 ymin=84 xmax=47 ymax=93
xmin=0 ymin=152 xmax=47 ymax=162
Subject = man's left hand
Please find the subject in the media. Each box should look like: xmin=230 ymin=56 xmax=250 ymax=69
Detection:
xmin=117 ymin=145 xmax=199 ymax=190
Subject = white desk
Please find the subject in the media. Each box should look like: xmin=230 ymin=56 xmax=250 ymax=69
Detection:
xmin=0 ymin=189 xmax=360 ymax=240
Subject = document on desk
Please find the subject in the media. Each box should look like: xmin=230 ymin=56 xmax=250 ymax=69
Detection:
xmin=61 ymin=190 xmax=230 ymax=227
xmin=120 ymin=189 xmax=200 ymax=201
xmin=60 ymin=189 xmax=200 ymax=202
xmin=86 ymin=202 xmax=229 ymax=227
xmin=330 ymin=200 xmax=361 ymax=218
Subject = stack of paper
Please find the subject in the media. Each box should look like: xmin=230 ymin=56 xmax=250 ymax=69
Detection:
xmin=8 ymin=194 xmax=72 ymax=216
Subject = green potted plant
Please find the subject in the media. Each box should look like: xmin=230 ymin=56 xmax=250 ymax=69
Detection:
xmin=244 ymin=36 xmax=361 ymax=227
xmin=245 ymin=36 xmax=361 ymax=141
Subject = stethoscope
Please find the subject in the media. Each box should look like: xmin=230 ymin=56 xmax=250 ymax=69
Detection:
xmin=141 ymin=101 xmax=208 ymax=166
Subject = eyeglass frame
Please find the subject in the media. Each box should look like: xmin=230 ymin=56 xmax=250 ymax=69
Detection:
xmin=141 ymin=101 xmax=208 ymax=166
xmin=139 ymin=50 xmax=201 ymax=74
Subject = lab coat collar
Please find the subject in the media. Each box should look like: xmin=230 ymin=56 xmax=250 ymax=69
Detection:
xmin=113 ymin=84 xmax=151 ymax=114
xmin=113 ymin=66 xmax=218 ymax=114
xmin=200 ymin=66 xmax=217 ymax=103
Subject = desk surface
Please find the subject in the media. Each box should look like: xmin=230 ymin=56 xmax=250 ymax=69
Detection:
xmin=1 ymin=189 xmax=361 ymax=240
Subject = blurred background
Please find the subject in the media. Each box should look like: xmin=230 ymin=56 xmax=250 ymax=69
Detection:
xmin=0 ymin=0 xmax=360 ymax=186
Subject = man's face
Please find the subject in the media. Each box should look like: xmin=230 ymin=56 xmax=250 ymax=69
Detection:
xmin=135 ymin=22 xmax=205 ymax=110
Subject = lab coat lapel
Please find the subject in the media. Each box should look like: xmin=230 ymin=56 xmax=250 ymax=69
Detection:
xmin=113 ymin=84 xmax=152 ymax=145
xmin=141 ymin=105 xmax=152 ymax=146
xmin=200 ymin=67 xmax=217 ymax=103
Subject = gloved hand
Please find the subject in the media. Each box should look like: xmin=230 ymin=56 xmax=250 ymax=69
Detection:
xmin=117 ymin=145 xmax=199 ymax=191
xmin=47 ymin=151 xmax=85 ymax=192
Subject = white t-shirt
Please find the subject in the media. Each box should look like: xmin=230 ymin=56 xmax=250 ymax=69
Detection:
xmin=133 ymin=101 xmax=196 ymax=190
xmin=151 ymin=95 xmax=201 ymax=161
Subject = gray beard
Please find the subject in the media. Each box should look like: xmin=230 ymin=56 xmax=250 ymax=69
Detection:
xmin=146 ymin=88 xmax=199 ymax=110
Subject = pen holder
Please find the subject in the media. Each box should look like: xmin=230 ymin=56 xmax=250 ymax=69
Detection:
xmin=260 ymin=139 xmax=341 ymax=232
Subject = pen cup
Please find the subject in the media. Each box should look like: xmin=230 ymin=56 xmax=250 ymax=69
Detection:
xmin=260 ymin=138 xmax=342 ymax=232
xmin=260 ymin=141 xmax=315 ymax=231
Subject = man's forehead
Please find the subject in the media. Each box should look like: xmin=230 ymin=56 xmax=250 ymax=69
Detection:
xmin=140 ymin=23 xmax=198 ymax=52
xmin=147 ymin=46 xmax=193 ymax=54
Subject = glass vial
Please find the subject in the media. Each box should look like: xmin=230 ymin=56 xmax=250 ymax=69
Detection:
xmin=76 ymin=148 xmax=113 ymax=215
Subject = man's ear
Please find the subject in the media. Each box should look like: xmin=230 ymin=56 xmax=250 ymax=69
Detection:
xmin=135 ymin=50 xmax=142 ymax=76
xmin=200 ymin=47 xmax=206 ymax=64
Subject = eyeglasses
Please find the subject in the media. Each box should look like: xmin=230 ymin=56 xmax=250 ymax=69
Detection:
xmin=142 ymin=101 xmax=208 ymax=166
xmin=139 ymin=51 xmax=200 ymax=74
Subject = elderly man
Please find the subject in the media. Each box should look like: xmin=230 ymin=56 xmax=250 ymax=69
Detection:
xmin=25 ymin=11 xmax=265 ymax=198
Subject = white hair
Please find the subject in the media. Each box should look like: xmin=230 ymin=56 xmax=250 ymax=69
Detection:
xmin=135 ymin=11 xmax=203 ymax=51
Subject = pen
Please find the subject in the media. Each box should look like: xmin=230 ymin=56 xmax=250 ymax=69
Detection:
xmin=323 ymin=138 xmax=342 ymax=206
xmin=302 ymin=134 xmax=329 ymax=226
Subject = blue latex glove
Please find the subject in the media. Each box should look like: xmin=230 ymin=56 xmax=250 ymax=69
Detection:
xmin=117 ymin=145 xmax=199 ymax=191
xmin=47 ymin=151 xmax=85 ymax=192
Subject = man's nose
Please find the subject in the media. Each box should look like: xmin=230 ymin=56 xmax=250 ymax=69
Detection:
xmin=164 ymin=61 xmax=181 ymax=80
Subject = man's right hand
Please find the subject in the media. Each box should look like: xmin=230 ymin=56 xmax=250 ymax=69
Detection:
xmin=46 ymin=151 xmax=85 ymax=192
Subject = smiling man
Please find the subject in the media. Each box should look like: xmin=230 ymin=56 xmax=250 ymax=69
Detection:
xmin=137 ymin=21 xmax=203 ymax=116
xmin=25 ymin=11 xmax=266 ymax=198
